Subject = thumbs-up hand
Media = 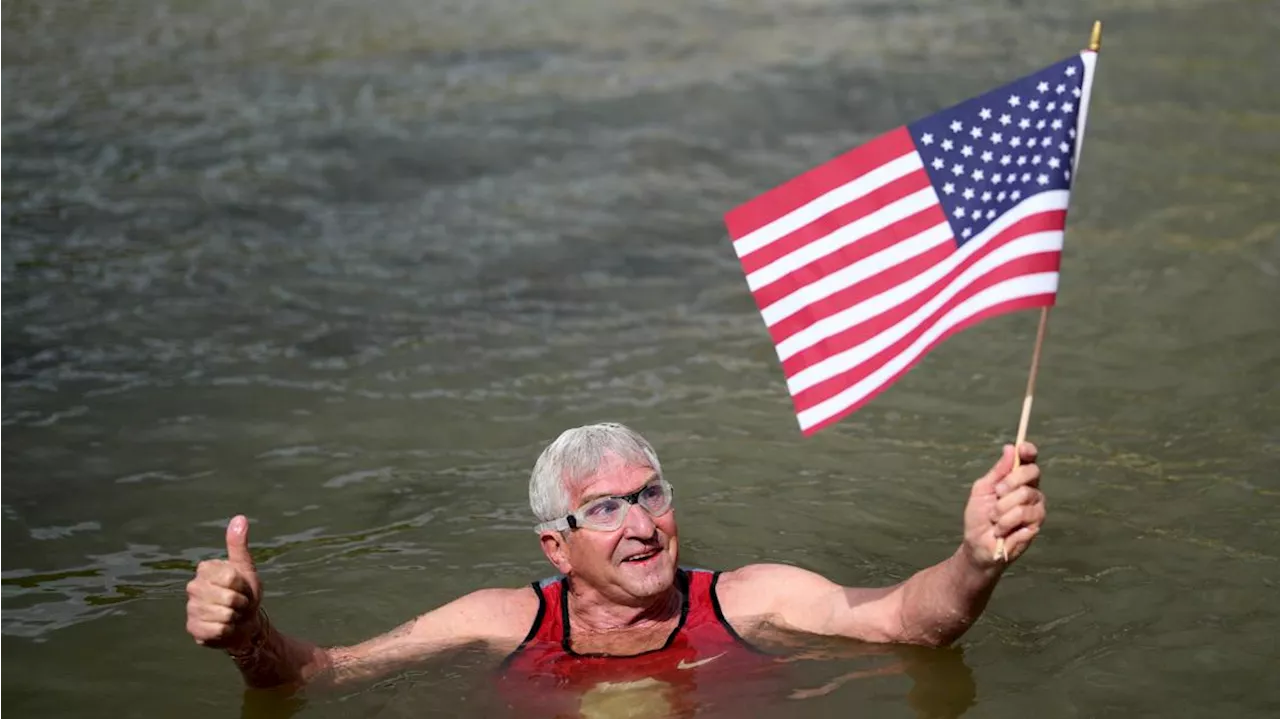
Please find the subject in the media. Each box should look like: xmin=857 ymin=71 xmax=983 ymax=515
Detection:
xmin=186 ymin=515 xmax=265 ymax=651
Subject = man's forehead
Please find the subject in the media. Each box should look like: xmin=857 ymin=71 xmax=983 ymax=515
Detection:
xmin=568 ymin=460 xmax=657 ymax=503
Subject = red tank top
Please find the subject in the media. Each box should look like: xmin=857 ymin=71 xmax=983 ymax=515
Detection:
xmin=496 ymin=568 xmax=777 ymax=715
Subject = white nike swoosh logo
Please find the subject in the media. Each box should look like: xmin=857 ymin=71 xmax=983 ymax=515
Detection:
xmin=676 ymin=652 xmax=726 ymax=670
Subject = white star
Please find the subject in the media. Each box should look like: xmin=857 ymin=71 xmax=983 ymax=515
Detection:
xmin=1029 ymin=99 xmax=1041 ymax=111
xmin=1062 ymin=101 xmax=1074 ymax=113
xmin=1032 ymin=154 xmax=1042 ymax=165
xmin=921 ymin=132 xmax=935 ymax=145
xmin=1042 ymin=137 xmax=1053 ymax=147
xmin=952 ymin=163 xmax=965 ymax=176
xmin=1037 ymin=173 xmax=1050 ymax=185
xmin=1010 ymin=136 xmax=1023 ymax=148
xmin=1000 ymin=155 xmax=1012 ymax=166
xmin=979 ymin=107 xmax=992 ymax=120
xmin=1059 ymin=141 xmax=1070 ymax=153
xmin=997 ymin=191 xmax=1007 ymax=201
xmin=1000 ymin=113 xmax=1012 ymax=126
xmin=1047 ymin=101 xmax=1057 ymax=112
xmin=942 ymin=182 xmax=956 ymax=195
xmin=1069 ymin=128 xmax=1076 ymax=138
xmin=971 ymin=168 xmax=985 ymax=181
xmin=1048 ymin=157 xmax=1061 ymax=169
xmin=962 ymin=187 xmax=975 ymax=200
xmin=986 ymin=209 xmax=996 ymax=219
xmin=1037 ymin=81 xmax=1049 ymax=93
xmin=1051 ymin=118 xmax=1063 ymax=130
xmin=971 ymin=209 xmax=982 ymax=219
xmin=954 ymin=206 xmax=966 ymax=218
xmin=1072 ymin=86 xmax=1082 ymax=98
xmin=962 ymin=227 xmax=972 ymax=238
xmin=1008 ymin=95 xmax=1022 ymax=107
xmin=1065 ymin=66 xmax=1077 ymax=76
xmin=981 ymin=150 xmax=994 ymax=163
xmin=1036 ymin=119 xmax=1046 ymax=130
xmin=991 ymin=132 xmax=1004 ymax=144
xmin=1017 ymin=156 xmax=1027 ymax=166
xmin=992 ymin=173 xmax=1003 ymax=184
xmin=1019 ymin=117 xmax=1032 ymax=130
xmin=1056 ymin=83 xmax=1066 ymax=94
xmin=1021 ymin=172 xmax=1031 ymax=182
xmin=961 ymin=145 xmax=974 ymax=157
xmin=981 ymin=191 xmax=992 ymax=202
xmin=1064 ymin=169 xmax=1071 ymax=180
xmin=941 ymin=138 xmax=954 ymax=151
xmin=970 ymin=126 xmax=984 ymax=139
xmin=1011 ymin=190 xmax=1022 ymax=201
xmin=950 ymin=120 xmax=963 ymax=133
xmin=932 ymin=157 xmax=945 ymax=170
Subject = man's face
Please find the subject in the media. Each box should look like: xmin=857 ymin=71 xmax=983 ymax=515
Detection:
xmin=540 ymin=455 xmax=679 ymax=604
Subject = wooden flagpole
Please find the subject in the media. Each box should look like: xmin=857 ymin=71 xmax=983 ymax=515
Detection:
xmin=995 ymin=20 xmax=1101 ymax=562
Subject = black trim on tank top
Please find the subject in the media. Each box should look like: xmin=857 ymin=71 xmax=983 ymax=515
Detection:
xmin=561 ymin=569 xmax=691 ymax=659
xmin=498 ymin=581 xmax=547 ymax=671
xmin=710 ymin=571 xmax=771 ymax=655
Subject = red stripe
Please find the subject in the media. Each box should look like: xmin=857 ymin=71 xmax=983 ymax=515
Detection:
xmin=724 ymin=127 xmax=916 ymax=240
xmin=751 ymin=202 xmax=946 ymax=314
xmin=737 ymin=170 xmax=932 ymax=274
xmin=786 ymin=246 xmax=1061 ymax=385
xmin=767 ymin=242 xmax=954 ymax=348
xmin=771 ymin=210 xmax=1066 ymax=359
xmin=790 ymin=252 xmax=1061 ymax=410
xmin=798 ymin=294 xmax=1055 ymax=435
xmin=755 ymin=205 xmax=950 ymax=337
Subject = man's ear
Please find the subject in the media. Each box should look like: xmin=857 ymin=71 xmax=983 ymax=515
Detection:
xmin=539 ymin=531 xmax=573 ymax=575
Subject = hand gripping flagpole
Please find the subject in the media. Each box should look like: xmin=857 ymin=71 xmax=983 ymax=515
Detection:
xmin=995 ymin=20 xmax=1102 ymax=563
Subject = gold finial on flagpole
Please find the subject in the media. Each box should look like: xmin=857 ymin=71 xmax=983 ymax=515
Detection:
xmin=1088 ymin=21 xmax=1103 ymax=52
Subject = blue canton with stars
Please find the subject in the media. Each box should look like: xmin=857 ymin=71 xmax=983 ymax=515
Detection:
xmin=907 ymin=55 xmax=1085 ymax=246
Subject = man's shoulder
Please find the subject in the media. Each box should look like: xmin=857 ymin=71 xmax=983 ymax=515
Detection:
xmin=715 ymin=563 xmax=827 ymax=617
xmin=718 ymin=562 xmax=821 ymax=587
xmin=461 ymin=585 xmax=543 ymax=609
xmin=436 ymin=585 xmax=541 ymax=643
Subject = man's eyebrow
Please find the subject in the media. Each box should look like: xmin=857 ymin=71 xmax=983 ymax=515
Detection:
xmin=577 ymin=472 xmax=659 ymax=505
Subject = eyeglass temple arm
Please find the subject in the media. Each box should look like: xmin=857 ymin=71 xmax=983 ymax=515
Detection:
xmin=534 ymin=516 xmax=575 ymax=533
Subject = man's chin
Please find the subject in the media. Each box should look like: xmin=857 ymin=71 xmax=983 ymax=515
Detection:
xmin=617 ymin=553 xmax=676 ymax=594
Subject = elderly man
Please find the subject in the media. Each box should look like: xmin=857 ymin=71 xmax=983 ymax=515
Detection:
xmin=186 ymin=422 xmax=1044 ymax=696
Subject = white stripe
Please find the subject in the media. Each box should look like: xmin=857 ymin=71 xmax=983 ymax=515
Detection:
xmin=761 ymin=221 xmax=952 ymax=327
xmin=785 ymin=230 xmax=1062 ymax=393
xmin=797 ymin=273 xmax=1059 ymax=430
xmin=776 ymin=190 xmax=1068 ymax=363
xmin=735 ymin=152 xmax=923 ymax=259
xmin=746 ymin=186 xmax=936 ymax=292
xmin=1073 ymin=50 xmax=1098 ymax=178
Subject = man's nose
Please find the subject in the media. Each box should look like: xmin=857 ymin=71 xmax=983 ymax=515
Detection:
xmin=621 ymin=502 xmax=657 ymax=538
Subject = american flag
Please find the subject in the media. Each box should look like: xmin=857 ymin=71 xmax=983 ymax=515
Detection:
xmin=725 ymin=51 xmax=1098 ymax=435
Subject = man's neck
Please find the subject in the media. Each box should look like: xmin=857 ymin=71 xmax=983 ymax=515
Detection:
xmin=565 ymin=576 xmax=683 ymax=635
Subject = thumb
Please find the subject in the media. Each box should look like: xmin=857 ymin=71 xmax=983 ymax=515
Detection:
xmin=225 ymin=515 xmax=258 ymax=578
xmin=972 ymin=444 xmax=1015 ymax=495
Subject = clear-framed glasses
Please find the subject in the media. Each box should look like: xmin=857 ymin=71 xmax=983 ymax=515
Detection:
xmin=534 ymin=480 xmax=674 ymax=533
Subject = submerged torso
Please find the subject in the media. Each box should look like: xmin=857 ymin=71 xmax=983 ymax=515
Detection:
xmin=496 ymin=568 xmax=780 ymax=717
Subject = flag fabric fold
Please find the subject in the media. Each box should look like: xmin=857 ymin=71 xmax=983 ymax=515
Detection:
xmin=725 ymin=50 xmax=1098 ymax=435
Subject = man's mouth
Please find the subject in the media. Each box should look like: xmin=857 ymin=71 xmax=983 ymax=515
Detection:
xmin=621 ymin=548 xmax=661 ymax=564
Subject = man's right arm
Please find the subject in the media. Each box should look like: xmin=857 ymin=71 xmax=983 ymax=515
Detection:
xmin=223 ymin=588 xmax=535 ymax=690
xmin=185 ymin=516 xmax=536 ymax=691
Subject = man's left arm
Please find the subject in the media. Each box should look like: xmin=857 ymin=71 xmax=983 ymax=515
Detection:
xmin=718 ymin=443 xmax=1044 ymax=647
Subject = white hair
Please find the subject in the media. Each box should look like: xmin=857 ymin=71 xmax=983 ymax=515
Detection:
xmin=528 ymin=422 xmax=663 ymax=523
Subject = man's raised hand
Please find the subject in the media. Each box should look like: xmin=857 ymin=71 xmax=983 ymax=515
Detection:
xmin=186 ymin=515 xmax=264 ymax=651
xmin=963 ymin=443 xmax=1045 ymax=567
